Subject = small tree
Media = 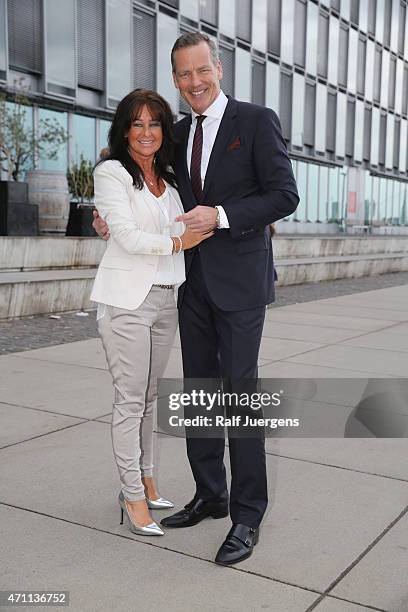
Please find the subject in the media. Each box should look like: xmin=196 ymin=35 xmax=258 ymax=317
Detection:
xmin=0 ymin=80 xmax=68 ymax=181
xmin=67 ymin=155 xmax=94 ymax=203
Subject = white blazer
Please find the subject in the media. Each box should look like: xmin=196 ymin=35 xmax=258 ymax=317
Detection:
xmin=90 ymin=159 xmax=185 ymax=310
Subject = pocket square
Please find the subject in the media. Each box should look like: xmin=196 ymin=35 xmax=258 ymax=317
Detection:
xmin=227 ymin=137 xmax=241 ymax=151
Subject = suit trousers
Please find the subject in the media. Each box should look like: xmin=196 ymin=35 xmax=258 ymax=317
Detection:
xmin=98 ymin=287 xmax=178 ymax=501
xmin=179 ymin=252 xmax=268 ymax=528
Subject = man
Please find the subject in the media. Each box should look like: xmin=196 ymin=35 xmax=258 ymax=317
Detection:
xmin=94 ymin=32 xmax=298 ymax=566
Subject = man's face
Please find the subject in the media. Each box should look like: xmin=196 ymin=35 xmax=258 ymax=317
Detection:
xmin=172 ymin=41 xmax=223 ymax=115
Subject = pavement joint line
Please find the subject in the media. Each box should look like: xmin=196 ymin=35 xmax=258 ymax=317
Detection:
xmin=258 ymin=357 xmax=399 ymax=377
xmin=0 ymin=420 xmax=97 ymax=450
xmin=8 ymin=354 xmax=108 ymax=372
xmin=306 ymin=592 xmax=387 ymax=612
xmin=0 ymin=400 xmax=90 ymax=421
xmin=284 ymin=305 xmax=408 ymax=322
xmin=304 ymin=504 xmax=408 ymax=612
xmin=263 ymin=318 xmax=398 ymax=332
xmin=0 ymin=500 xmax=324 ymax=598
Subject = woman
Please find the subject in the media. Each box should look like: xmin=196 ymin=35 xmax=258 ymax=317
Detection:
xmin=90 ymin=89 xmax=213 ymax=536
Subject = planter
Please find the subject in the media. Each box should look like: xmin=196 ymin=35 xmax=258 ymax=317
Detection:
xmin=66 ymin=202 xmax=97 ymax=237
xmin=0 ymin=181 xmax=39 ymax=236
xmin=26 ymin=170 xmax=70 ymax=234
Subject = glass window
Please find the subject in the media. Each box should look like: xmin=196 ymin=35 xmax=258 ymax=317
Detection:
xmin=235 ymin=47 xmax=251 ymax=103
xmin=364 ymin=171 xmax=372 ymax=223
xmin=363 ymin=106 xmax=371 ymax=161
xmin=383 ymin=0 xmax=392 ymax=48
xmin=106 ymin=0 xmax=132 ymax=107
xmin=331 ymin=0 xmax=340 ymax=12
xmin=398 ymin=3 xmax=406 ymax=56
xmin=357 ymin=37 xmax=366 ymax=96
xmin=385 ymin=113 xmax=394 ymax=168
xmin=380 ymin=49 xmax=390 ymax=108
xmin=379 ymin=112 xmax=387 ymax=165
xmin=200 ymin=0 xmax=218 ymax=26
xmin=77 ymin=0 xmax=105 ymax=91
xmin=236 ymin=0 xmax=252 ymax=42
xmin=395 ymin=59 xmax=403 ymax=116
xmin=294 ymin=0 xmax=306 ymax=68
xmin=296 ymin=161 xmax=307 ymax=221
xmin=354 ymin=100 xmax=364 ymax=162
xmin=0 ymin=0 xmax=7 ymax=81
xmin=338 ymin=26 xmax=348 ymax=88
xmin=307 ymin=163 xmax=319 ymax=222
xmin=326 ymin=91 xmax=336 ymax=152
xmin=73 ymin=114 xmax=96 ymax=164
xmin=281 ymin=0 xmax=295 ymax=66
xmin=252 ymin=0 xmax=267 ymax=53
xmin=266 ymin=61 xmax=280 ymax=112
xmin=304 ymin=83 xmax=315 ymax=147
xmin=375 ymin=0 xmax=384 ymax=44
xmin=371 ymin=107 xmax=380 ymax=165
xmin=157 ymin=12 xmax=178 ymax=114
xmin=219 ymin=46 xmax=234 ymax=97
xmin=292 ymin=73 xmax=304 ymax=147
xmin=5 ymin=101 xmax=34 ymax=177
xmin=317 ymin=11 xmax=329 ymax=78
xmin=400 ymin=183 xmax=407 ymax=224
xmin=393 ymin=120 xmax=400 ymax=169
xmin=219 ymin=0 xmax=235 ymax=38
xmin=350 ymin=0 xmax=359 ymax=24
xmin=315 ymin=83 xmax=327 ymax=153
xmin=365 ymin=40 xmax=374 ymax=102
xmin=371 ymin=175 xmax=380 ymax=222
xmin=328 ymin=16 xmax=339 ymax=85
xmin=359 ymin=0 xmax=368 ymax=33
xmin=388 ymin=56 xmax=396 ymax=109
xmin=403 ymin=65 xmax=408 ymax=116
xmin=319 ymin=165 xmax=329 ymax=221
xmin=38 ymin=108 xmax=68 ymax=172
xmin=367 ymin=0 xmax=376 ymax=35
xmin=133 ymin=9 xmax=155 ymax=90
xmin=279 ymin=72 xmax=292 ymax=142
xmin=399 ymin=119 xmax=407 ymax=172
xmin=99 ymin=119 xmax=111 ymax=152
xmin=335 ymin=92 xmax=347 ymax=158
xmin=373 ymin=46 xmax=382 ymax=104
xmin=346 ymin=100 xmax=355 ymax=157
xmin=7 ymin=0 xmax=42 ymax=74
xmin=328 ymin=166 xmax=340 ymax=221
xmin=44 ymin=0 xmax=76 ymax=97
xmin=252 ymin=60 xmax=265 ymax=106
xmin=348 ymin=28 xmax=358 ymax=94
xmin=379 ymin=177 xmax=388 ymax=223
xmin=305 ymin=1 xmax=318 ymax=75
xmin=180 ymin=0 xmax=199 ymax=23
xmin=267 ymin=0 xmax=281 ymax=56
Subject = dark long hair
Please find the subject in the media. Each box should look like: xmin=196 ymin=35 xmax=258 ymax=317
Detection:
xmin=96 ymin=89 xmax=177 ymax=189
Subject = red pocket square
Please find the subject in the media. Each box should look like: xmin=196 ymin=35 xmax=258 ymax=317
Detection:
xmin=227 ymin=137 xmax=241 ymax=151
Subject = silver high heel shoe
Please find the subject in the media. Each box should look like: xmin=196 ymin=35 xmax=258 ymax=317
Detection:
xmin=146 ymin=496 xmax=175 ymax=510
xmin=118 ymin=491 xmax=164 ymax=536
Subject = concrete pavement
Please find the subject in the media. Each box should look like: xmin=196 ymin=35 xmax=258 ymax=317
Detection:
xmin=1 ymin=283 xmax=408 ymax=612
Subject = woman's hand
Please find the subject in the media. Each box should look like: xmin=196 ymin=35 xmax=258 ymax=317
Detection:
xmin=176 ymin=227 xmax=214 ymax=251
xmin=92 ymin=209 xmax=110 ymax=240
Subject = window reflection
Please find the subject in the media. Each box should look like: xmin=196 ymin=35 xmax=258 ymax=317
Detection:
xmin=39 ymin=108 xmax=68 ymax=172
xmin=319 ymin=165 xmax=329 ymax=221
xmin=73 ymin=114 xmax=96 ymax=164
xmin=307 ymin=163 xmax=319 ymax=221
xmin=328 ymin=166 xmax=340 ymax=221
xmin=296 ymin=161 xmax=307 ymax=221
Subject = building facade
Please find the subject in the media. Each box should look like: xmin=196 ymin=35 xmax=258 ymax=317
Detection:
xmin=0 ymin=0 xmax=407 ymax=229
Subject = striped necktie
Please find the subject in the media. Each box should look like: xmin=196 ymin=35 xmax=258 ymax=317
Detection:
xmin=190 ymin=115 xmax=206 ymax=202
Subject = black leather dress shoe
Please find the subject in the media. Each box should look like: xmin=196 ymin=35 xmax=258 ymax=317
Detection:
xmin=160 ymin=496 xmax=228 ymax=528
xmin=215 ymin=523 xmax=259 ymax=566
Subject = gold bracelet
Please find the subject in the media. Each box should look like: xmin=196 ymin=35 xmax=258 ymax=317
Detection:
xmin=175 ymin=235 xmax=182 ymax=253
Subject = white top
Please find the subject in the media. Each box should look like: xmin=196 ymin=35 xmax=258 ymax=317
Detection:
xmin=186 ymin=90 xmax=229 ymax=228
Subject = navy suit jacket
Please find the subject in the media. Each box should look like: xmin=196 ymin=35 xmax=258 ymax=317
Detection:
xmin=174 ymin=97 xmax=299 ymax=311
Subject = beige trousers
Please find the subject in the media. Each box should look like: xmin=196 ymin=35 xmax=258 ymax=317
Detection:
xmin=98 ymin=287 xmax=178 ymax=501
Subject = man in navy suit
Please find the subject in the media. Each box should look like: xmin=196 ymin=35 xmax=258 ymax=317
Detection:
xmin=94 ymin=32 xmax=298 ymax=565
xmin=159 ymin=33 xmax=299 ymax=566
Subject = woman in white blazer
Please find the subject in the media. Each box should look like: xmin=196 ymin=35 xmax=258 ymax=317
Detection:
xmin=91 ymin=89 xmax=213 ymax=536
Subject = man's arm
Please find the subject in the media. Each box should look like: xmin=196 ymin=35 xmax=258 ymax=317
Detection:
xmin=220 ymin=107 xmax=299 ymax=240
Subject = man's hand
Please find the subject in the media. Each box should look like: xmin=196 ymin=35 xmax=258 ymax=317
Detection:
xmin=92 ymin=210 xmax=110 ymax=240
xmin=176 ymin=205 xmax=217 ymax=232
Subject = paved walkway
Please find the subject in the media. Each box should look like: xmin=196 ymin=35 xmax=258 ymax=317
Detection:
xmin=1 ymin=283 xmax=408 ymax=611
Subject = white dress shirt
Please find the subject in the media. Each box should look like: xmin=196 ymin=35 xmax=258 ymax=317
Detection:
xmin=187 ymin=90 xmax=230 ymax=228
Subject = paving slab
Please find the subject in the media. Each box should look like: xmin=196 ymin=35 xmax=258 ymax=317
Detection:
xmin=0 ymin=506 xmax=317 ymax=612
xmin=1 ymin=422 xmax=408 ymax=593
xmin=279 ymin=302 xmax=408 ymax=322
xmin=340 ymin=326 xmax=408 ymax=352
xmin=258 ymin=360 xmax=395 ymax=378
xmin=0 ymin=355 xmax=112 ymax=418
xmin=0 ymin=402 xmax=84 ymax=448
xmin=265 ymin=439 xmax=408 ymax=481
xmin=264 ymin=309 xmax=396 ymax=331
xmin=332 ymin=513 xmax=408 ymax=612
xmin=16 ymin=338 xmax=108 ymax=370
xmin=259 ymin=336 xmax=323 ymax=362
xmin=286 ymin=345 xmax=408 ymax=377
xmin=261 ymin=320 xmax=364 ymax=344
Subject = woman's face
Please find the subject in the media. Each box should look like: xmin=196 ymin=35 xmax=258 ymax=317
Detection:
xmin=125 ymin=105 xmax=163 ymax=161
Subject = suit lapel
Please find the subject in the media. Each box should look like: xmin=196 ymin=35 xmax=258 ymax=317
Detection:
xmin=202 ymin=98 xmax=238 ymax=201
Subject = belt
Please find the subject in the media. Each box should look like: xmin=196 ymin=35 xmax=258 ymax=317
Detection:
xmin=153 ymin=284 xmax=174 ymax=289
